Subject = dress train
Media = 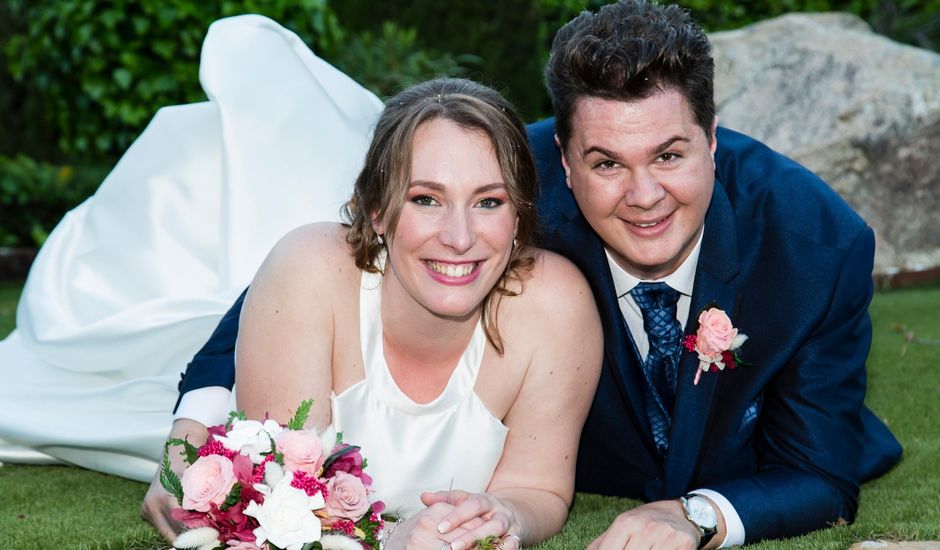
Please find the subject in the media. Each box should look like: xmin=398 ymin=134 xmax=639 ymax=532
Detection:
xmin=0 ymin=15 xmax=383 ymax=481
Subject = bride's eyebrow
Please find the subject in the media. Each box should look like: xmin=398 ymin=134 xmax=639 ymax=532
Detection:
xmin=408 ymin=181 xmax=507 ymax=193
xmin=408 ymin=180 xmax=444 ymax=191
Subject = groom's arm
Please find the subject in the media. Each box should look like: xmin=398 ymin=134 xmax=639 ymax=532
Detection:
xmin=172 ymin=287 xmax=248 ymax=423
xmin=702 ymin=227 xmax=876 ymax=543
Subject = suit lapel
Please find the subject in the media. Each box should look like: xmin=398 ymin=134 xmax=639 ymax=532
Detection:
xmin=663 ymin=180 xmax=741 ymax=496
xmin=528 ymin=117 xmax=658 ymax=457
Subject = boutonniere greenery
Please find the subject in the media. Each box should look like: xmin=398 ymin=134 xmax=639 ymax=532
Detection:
xmin=683 ymin=305 xmax=749 ymax=385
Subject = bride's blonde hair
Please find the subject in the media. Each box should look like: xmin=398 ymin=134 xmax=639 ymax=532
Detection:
xmin=343 ymin=78 xmax=538 ymax=355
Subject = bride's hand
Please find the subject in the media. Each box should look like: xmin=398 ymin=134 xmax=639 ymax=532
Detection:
xmin=141 ymin=469 xmax=183 ymax=543
xmin=421 ymin=490 xmax=522 ymax=550
xmin=384 ymin=501 xmax=474 ymax=549
xmin=140 ymin=418 xmax=208 ymax=543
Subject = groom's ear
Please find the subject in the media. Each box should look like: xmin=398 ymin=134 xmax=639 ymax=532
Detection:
xmin=555 ymin=134 xmax=573 ymax=190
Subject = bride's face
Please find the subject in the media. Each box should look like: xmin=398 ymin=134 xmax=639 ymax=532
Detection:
xmin=378 ymin=117 xmax=518 ymax=320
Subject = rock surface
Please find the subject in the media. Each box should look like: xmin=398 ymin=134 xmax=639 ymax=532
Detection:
xmin=711 ymin=13 xmax=940 ymax=277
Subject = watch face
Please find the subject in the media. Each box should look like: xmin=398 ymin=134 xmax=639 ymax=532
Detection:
xmin=688 ymin=496 xmax=718 ymax=529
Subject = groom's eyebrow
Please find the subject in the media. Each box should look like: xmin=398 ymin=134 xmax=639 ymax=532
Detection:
xmin=649 ymin=136 xmax=690 ymax=156
xmin=581 ymin=136 xmax=690 ymax=159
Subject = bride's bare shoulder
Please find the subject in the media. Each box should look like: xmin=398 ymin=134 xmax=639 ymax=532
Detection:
xmin=514 ymin=248 xmax=593 ymax=312
xmin=251 ymin=222 xmax=358 ymax=293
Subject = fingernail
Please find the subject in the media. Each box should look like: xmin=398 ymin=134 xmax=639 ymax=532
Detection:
xmin=437 ymin=521 xmax=450 ymax=534
xmin=451 ymin=541 xmax=465 ymax=550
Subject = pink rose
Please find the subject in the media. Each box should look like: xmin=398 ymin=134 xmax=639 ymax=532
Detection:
xmin=276 ymin=429 xmax=325 ymax=475
xmin=695 ymin=308 xmax=738 ymax=358
xmin=324 ymin=471 xmax=371 ymax=522
xmin=181 ymin=455 xmax=237 ymax=512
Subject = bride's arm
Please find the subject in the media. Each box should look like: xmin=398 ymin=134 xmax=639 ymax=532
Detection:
xmin=430 ymin=251 xmax=604 ymax=548
xmin=235 ymin=223 xmax=348 ymax=428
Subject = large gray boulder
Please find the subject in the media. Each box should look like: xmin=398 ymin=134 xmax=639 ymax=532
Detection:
xmin=711 ymin=13 xmax=940 ymax=278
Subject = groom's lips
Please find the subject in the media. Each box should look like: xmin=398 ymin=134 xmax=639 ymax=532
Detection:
xmin=624 ymin=212 xmax=673 ymax=235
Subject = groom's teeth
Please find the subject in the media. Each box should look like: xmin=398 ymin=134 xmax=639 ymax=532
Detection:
xmin=632 ymin=217 xmax=664 ymax=228
xmin=427 ymin=261 xmax=476 ymax=277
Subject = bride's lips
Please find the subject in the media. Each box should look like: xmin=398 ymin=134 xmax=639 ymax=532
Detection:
xmin=423 ymin=259 xmax=483 ymax=285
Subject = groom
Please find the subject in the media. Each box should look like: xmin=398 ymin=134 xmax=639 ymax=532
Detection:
xmin=148 ymin=1 xmax=901 ymax=547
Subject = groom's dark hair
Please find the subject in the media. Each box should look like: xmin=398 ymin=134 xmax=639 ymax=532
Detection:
xmin=546 ymin=0 xmax=716 ymax=149
xmin=343 ymin=78 xmax=538 ymax=354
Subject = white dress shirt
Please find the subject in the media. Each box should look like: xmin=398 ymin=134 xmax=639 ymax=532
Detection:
xmin=605 ymin=229 xmax=745 ymax=547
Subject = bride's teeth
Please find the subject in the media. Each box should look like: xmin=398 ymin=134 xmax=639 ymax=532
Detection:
xmin=429 ymin=261 xmax=475 ymax=277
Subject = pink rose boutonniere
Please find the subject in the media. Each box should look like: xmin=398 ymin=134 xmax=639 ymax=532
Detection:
xmin=683 ymin=307 xmax=749 ymax=385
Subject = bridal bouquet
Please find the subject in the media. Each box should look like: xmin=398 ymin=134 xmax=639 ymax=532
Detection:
xmin=161 ymin=400 xmax=385 ymax=550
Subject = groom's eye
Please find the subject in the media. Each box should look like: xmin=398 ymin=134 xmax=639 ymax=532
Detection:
xmin=657 ymin=152 xmax=681 ymax=164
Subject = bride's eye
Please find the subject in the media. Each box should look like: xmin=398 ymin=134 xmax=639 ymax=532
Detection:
xmin=477 ymin=197 xmax=504 ymax=209
xmin=411 ymin=195 xmax=438 ymax=207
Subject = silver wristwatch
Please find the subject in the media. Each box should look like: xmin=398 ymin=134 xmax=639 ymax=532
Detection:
xmin=679 ymin=493 xmax=718 ymax=549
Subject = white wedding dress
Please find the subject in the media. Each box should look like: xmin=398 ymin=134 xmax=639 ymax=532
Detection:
xmin=0 ymin=15 xmax=383 ymax=482
xmin=329 ymin=267 xmax=507 ymax=518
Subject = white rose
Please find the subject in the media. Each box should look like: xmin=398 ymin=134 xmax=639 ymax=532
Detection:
xmin=216 ymin=419 xmax=284 ymax=463
xmin=244 ymin=471 xmax=326 ymax=550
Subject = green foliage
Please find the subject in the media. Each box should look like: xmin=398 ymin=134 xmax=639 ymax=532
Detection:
xmin=227 ymin=409 xmax=248 ymax=428
xmin=0 ymin=155 xmax=104 ymax=247
xmin=287 ymin=398 xmax=315 ymax=430
xmin=331 ymin=21 xmax=478 ymax=99
xmin=159 ymin=447 xmax=184 ymax=503
xmin=333 ymin=0 xmax=556 ymax=121
xmin=5 ymin=0 xmax=343 ymax=161
xmin=220 ymin=482 xmax=243 ymax=511
xmin=167 ymin=437 xmax=200 ymax=465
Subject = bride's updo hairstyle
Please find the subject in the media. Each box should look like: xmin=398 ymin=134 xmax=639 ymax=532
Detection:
xmin=343 ymin=78 xmax=538 ymax=354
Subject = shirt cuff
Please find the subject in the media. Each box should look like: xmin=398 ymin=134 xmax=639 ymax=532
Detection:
xmin=174 ymin=386 xmax=234 ymax=427
xmin=691 ymin=488 xmax=745 ymax=547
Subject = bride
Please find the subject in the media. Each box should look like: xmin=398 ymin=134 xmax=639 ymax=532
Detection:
xmin=224 ymin=77 xmax=600 ymax=549
xmin=0 ymin=15 xmax=602 ymax=550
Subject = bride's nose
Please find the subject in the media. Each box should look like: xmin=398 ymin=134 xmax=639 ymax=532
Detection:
xmin=438 ymin=209 xmax=476 ymax=254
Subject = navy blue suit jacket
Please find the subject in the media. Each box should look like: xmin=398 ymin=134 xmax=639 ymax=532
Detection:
xmin=177 ymin=120 xmax=901 ymax=543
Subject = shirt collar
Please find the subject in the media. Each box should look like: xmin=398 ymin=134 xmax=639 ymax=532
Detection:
xmin=606 ymin=226 xmax=704 ymax=299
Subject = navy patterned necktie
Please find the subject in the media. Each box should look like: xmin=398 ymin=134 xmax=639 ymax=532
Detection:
xmin=630 ymin=282 xmax=683 ymax=455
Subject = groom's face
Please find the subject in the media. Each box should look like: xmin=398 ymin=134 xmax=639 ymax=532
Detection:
xmin=560 ymin=89 xmax=717 ymax=280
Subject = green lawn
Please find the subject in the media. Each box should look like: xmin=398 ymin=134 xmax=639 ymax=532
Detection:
xmin=1 ymin=280 xmax=938 ymax=549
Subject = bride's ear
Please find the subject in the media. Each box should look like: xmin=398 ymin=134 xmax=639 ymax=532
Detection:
xmin=370 ymin=213 xmax=386 ymax=239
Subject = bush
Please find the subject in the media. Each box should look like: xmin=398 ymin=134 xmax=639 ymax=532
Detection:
xmin=5 ymin=0 xmax=344 ymax=162
xmin=0 ymin=155 xmax=106 ymax=247
xmin=331 ymin=21 xmax=479 ymax=100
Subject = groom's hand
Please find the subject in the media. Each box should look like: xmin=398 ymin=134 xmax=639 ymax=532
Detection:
xmin=422 ymin=490 xmax=521 ymax=550
xmin=587 ymin=499 xmax=715 ymax=550
xmin=140 ymin=418 xmax=208 ymax=543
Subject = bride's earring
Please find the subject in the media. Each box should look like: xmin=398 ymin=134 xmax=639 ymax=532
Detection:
xmin=377 ymin=233 xmax=385 ymax=246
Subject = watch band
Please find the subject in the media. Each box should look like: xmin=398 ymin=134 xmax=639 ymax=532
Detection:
xmin=680 ymin=494 xmax=718 ymax=549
